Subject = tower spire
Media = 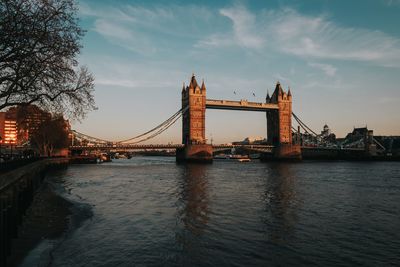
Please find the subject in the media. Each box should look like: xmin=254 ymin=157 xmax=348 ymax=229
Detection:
xmin=189 ymin=73 xmax=198 ymax=89
xmin=201 ymin=79 xmax=206 ymax=91
xmin=182 ymin=82 xmax=186 ymax=93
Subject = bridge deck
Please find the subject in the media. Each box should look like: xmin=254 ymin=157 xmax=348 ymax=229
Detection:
xmin=206 ymin=99 xmax=278 ymax=111
xmin=69 ymin=144 xmax=364 ymax=152
xmin=70 ymin=144 xmax=275 ymax=150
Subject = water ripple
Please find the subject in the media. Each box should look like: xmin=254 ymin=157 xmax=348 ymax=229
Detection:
xmin=33 ymin=158 xmax=400 ymax=266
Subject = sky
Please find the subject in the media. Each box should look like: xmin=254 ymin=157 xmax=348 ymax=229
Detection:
xmin=74 ymin=0 xmax=400 ymax=144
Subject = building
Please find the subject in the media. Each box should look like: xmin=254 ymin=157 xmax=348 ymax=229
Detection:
xmin=320 ymin=124 xmax=336 ymax=143
xmin=0 ymin=105 xmax=52 ymax=145
xmin=345 ymin=127 xmax=372 ymax=143
xmin=321 ymin=124 xmax=331 ymax=138
xmin=0 ymin=110 xmax=17 ymax=144
xmin=232 ymin=136 xmax=266 ymax=145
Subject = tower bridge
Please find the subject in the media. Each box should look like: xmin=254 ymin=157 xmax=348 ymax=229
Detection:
xmin=70 ymin=74 xmax=343 ymax=162
xmin=70 ymin=74 xmax=384 ymax=161
xmin=176 ymin=74 xmax=300 ymax=162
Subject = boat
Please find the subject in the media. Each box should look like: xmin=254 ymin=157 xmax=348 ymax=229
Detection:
xmin=214 ymin=154 xmax=251 ymax=161
xmin=230 ymin=155 xmax=251 ymax=162
xmin=214 ymin=154 xmax=230 ymax=159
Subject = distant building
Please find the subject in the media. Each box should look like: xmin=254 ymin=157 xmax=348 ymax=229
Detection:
xmin=340 ymin=126 xmax=375 ymax=152
xmin=232 ymin=136 xmax=266 ymax=145
xmin=0 ymin=105 xmax=52 ymax=145
xmin=321 ymin=124 xmax=331 ymax=137
xmin=345 ymin=127 xmax=372 ymax=143
xmin=320 ymin=124 xmax=336 ymax=143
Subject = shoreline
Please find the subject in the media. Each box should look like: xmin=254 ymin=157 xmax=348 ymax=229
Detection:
xmin=7 ymin=179 xmax=73 ymax=267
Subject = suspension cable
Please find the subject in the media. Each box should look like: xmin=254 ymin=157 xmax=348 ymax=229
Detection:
xmin=292 ymin=112 xmax=319 ymax=136
xmin=71 ymin=130 xmax=112 ymax=143
xmin=117 ymin=106 xmax=188 ymax=143
xmin=72 ymin=106 xmax=188 ymax=145
xmin=123 ymin=111 xmax=183 ymax=144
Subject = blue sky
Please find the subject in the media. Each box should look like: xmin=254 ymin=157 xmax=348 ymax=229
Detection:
xmin=74 ymin=0 xmax=400 ymax=143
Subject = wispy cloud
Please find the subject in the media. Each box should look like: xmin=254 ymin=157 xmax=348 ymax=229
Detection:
xmin=84 ymin=57 xmax=186 ymax=89
xmin=308 ymin=62 xmax=337 ymax=77
xmin=82 ymin=2 xmax=400 ymax=67
xmin=194 ymin=33 xmax=234 ymax=48
xmin=383 ymin=0 xmax=400 ymax=6
xmin=197 ymin=6 xmax=400 ymax=67
xmin=93 ymin=19 xmax=156 ymax=54
xmin=96 ymin=78 xmax=175 ymax=88
xmin=271 ymin=9 xmax=400 ymax=66
xmin=80 ymin=2 xmax=216 ymax=55
xmin=219 ymin=5 xmax=264 ymax=49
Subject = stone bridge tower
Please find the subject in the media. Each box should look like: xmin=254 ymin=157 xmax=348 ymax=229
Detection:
xmin=177 ymin=74 xmax=212 ymax=162
xmin=266 ymin=82 xmax=301 ymax=159
xmin=181 ymin=74 xmax=206 ymax=145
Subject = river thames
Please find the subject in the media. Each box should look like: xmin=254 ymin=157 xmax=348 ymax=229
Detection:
xmin=22 ymin=157 xmax=400 ymax=266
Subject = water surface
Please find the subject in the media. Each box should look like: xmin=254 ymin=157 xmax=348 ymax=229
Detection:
xmin=31 ymin=158 xmax=400 ymax=266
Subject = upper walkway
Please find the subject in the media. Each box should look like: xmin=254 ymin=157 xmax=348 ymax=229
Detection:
xmin=206 ymin=99 xmax=278 ymax=111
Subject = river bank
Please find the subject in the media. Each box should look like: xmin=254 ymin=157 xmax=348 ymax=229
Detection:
xmin=7 ymin=180 xmax=72 ymax=267
xmin=0 ymin=159 xmax=73 ymax=267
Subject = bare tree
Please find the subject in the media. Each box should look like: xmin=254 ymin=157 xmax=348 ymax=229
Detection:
xmin=0 ymin=0 xmax=95 ymax=119
xmin=30 ymin=115 xmax=69 ymax=156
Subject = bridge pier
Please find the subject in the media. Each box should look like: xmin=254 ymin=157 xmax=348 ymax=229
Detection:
xmin=176 ymin=144 xmax=213 ymax=163
xmin=260 ymin=144 xmax=302 ymax=161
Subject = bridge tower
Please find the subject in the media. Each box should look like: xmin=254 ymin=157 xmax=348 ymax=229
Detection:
xmin=265 ymin=82 xmax=302 ymax=160
xmin=177 ymin=74 xmax=213 ymax=162
xmin=181 ymin=74 xmax=206 ymax=145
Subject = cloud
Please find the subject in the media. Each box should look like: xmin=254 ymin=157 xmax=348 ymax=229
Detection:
xmin=219 ymin=5 xmax=264 ymax=49
xmin=84 ymin=57 xmax=186 ymax=89
xmin=383 ymin=0 xmax=400 ymax=6
xmin=93 ymin=19 xmax=156 ymax=54
xmin=80 ymin=2 xmax=217 ymax=54
xmin=197 ymin=6 xmax=400 ymax=67
xmin=96 ymin=78 xmax=175 ymax=88
xmin=308 ymin=62 xmax=337 ymax=77
xmin=194 ymin=33 xmax=234 ymax=48
xmin=82 ymin=2 xmax=400 ymax=67
xmin=270 ymin=9 xmax=400 ymax=66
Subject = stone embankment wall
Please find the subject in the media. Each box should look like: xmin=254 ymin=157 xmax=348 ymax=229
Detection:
xmin=0 ymin=158 xmax=69 ymax=266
